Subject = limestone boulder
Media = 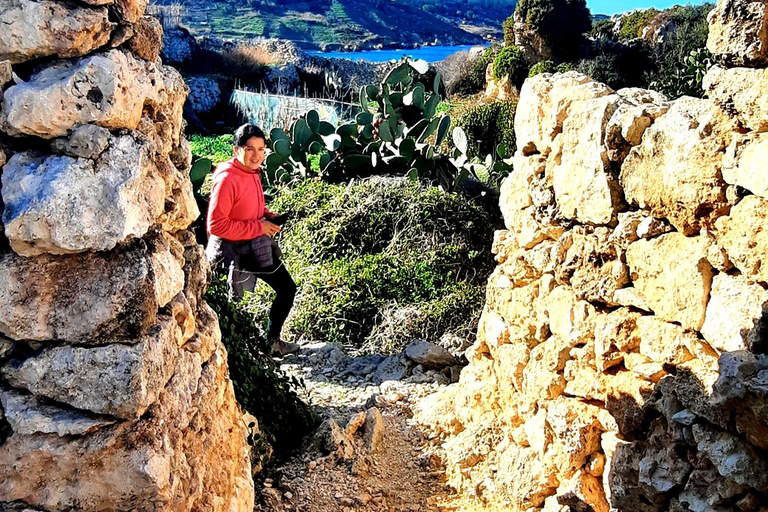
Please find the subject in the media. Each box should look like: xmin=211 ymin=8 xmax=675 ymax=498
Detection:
xmin=2 ymin=134 xmax=166 ymax=256
xmin=115 ymin=0 xmax=149 ymax=24
xmin=626 ymin=232 xmax=714 ymax=330
xmin=0 ymin=347 xmax=254 ymax=511
xmin=154 ymin=154 xmax=200 ymax=232
xmin=3 ymin=316 xmax=182 ymax=420
xmin=0 ymin=235 xmax=183 ymax=342
xmin=126 ymin=16 xmax=164 ymax=62
xmin=636 ymin=316 xmax=697 ymax=366
xmin=50 ymin=124 xmax=111 ymax=159
xmin=545 ymin=285 xmax=597 ymax=345
xmin=0 ymin=388 xmax=117 ymax=436
xmin=2 ymin=49 xmax=184 ymax=139
xmin=545 ymin=398 xmax=605 ymax=477
xmin=705 ymin=65 xmax=768 ymax=132
xmin=556 ymin=227 xmax=629 ymax=305
xmin=723 ymin=132 xmax=768 ymax=198
xmin=556 ymin=470 xmax=610 ymax=512
xmin=487 ymin=271 xmax=548 ymax=348
xmin=707 ymin=0 xmax=768 ymax=67
xmin=715 ymin=195 xmax=768 ymax=283
xmin=701 ymin=273 xmax=768 ymax=352
xmin=594 ymin=308 xmax=642 ymax=371
xmin=515 ymin=72 xmax=613 ymax=157
xmin=552 ymin=94 xmax=625 ymax=225
xmin=620 ymin=98 xmax=735 ymax=235
xmin=496 ymin=444 xmax=559 ymax=507
xmin=405 ymin=340 xmax=458 ymax=369
xmin=0 ymin=60 xmax=12 ymax=86
xmin=0 ymin=0 xmax=114 ymax=64
xmin=679 ymin=465 xmax=750 ymax=512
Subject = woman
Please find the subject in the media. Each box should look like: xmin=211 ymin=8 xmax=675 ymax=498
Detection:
xmin=206 ymin=123 xmax=299 ymax=357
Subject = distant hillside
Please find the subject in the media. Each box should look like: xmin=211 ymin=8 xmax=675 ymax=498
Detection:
xmin=155 ymin=0 xmax=515 ymax=49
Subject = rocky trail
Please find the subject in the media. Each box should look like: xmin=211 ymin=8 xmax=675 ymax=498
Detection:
xmin=252 ymin=341 xmax=469 ymax=512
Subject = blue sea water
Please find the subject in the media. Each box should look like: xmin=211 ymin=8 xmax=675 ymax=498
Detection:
xmin=307 ymin=45 xmax=485 ymax=63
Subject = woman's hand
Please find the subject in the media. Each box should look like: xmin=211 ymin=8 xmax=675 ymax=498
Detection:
xmin=260 ymin=219 xmax=281 ymax=237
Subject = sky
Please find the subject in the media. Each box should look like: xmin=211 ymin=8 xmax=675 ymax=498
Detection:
xmin=587 ymin=0 xmax=710 ymax=16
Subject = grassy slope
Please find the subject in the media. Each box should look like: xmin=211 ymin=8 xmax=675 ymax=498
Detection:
xmin=163 ymin=0 xmax=490 ymax=47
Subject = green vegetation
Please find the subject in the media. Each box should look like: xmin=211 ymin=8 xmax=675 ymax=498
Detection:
xmin=455 ymin=101 xmax=516 ymax=166
xmin=205 ymin=276 xmax=317 ymax=451
xmin=512 ymin=0 xmax=592 ymax=61
xmin=528 ymin=60 xmax=555 ymax=77
xmin=246 ymin=178 xmax=496 ymax=353
xmin=617 ymin=8 xmax=659 ymax=41
xmin=650 ymin=48 xmax=713 ymax=99
xmin=493 ymin=46 xmax=529 ymax=87
xmin=189 ymin=134 xmax=233 ymax=165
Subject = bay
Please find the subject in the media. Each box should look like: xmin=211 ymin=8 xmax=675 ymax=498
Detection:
xmin=307 ymin=45 xmax=486 ymax=63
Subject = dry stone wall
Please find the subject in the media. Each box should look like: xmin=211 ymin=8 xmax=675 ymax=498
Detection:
xmin=0 ymin=1 xmax=253 ymax=510
xmin=416 ymin=1 xmax=768 ymax=510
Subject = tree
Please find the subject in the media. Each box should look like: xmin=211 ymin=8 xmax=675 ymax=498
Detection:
xmin=511 ymin=0 xmax=592 ymax=61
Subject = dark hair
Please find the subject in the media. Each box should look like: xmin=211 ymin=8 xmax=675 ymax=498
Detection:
xmin=233 ymin=124 xmax=266 ymax=147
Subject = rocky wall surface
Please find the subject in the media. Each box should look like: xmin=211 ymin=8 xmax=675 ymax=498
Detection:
xmin=416 ymin=0 xmax=768 ymax=510
xmin=0 ymin=1 xmax=253 ymax=510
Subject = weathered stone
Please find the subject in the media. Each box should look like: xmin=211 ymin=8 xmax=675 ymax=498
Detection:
xmin=126 ymin=16 xmax=163 ymax=61
xmin=316 ymin=418 xmax=355 ymax=460
xmin=546 ymin=398 xmax=605 ymax=477
xmin=373 ymin=354 xmax=414 ymax=384
xmin=604 ymin=370 xmax=655 ymax=436
xmin=0 ymin=0 xmax=114 ymax=64
xmin=679 ymin=464 xmax=750 ymax=512
xmin=711 ymin=351 xmax=768 ymax=450
xmin=515 ymin=72 xmax=613 ymax=157
xmin=723 ymin=132 xmax=768 ymax=199
xmin=496 ymin=444 xmax=559 ymax=507
xmin=556 ymin=227 xmax=629 ymax=305
xmin=170 ymin=136 xmax=193 ymax=172
xmin=552 ymin=94 xmax=625 ymax=225
xmin=546 ymin=285 xmax=596 ymax=345
xmin=636 ymin=316 xmax=697 ymax=366
xmin=693 ymin=423 xmax=768 ymax=493
xmin=114 ymin=0 xmax=149 ymax=24
xmin=500 ymin=155 xmax=538 ymax=226
xmin=0 ymin=387 xmax=117 ymax=436
xmin=602 ymin=432 xmax=664 ymax=511
xmin=626 ymin=232 xmax=714 ymax=330
xmin=707 ymin=0 xmax=768 ymax=67
xmin=3 ymin=134 xmax=165 ymax=255
xmin=594 ymin=308 xmax=642 ymax=371
xmin=362 ymin=407 xmax=385 ymax=454
xmin=701 ymin=273 xmax=768 ymax=352
xmin=715 ymin=195 xmax=768 ymax=283
xmin=2 ymin=49 xmax=184 ymax=139
xmin=705 ymin=65 xmax=768 ymax=132
xmin=0 ymin=347 xmax=254 ymax=511
xmin=612 ymin=286 xmax=653 ymax=312
xmin=3 ymin=317 xmax=180 ymax=419
xmin=0 ymin=60 xmax=12 ymax=86
xmin=50 ymin=124 xmax=111 ymax=159
xmin=0 ymin=235 xmax=181 ymax=342
xmin=638 ymin=426 xmax=693 ymax=495
xmin=620 ymin=98 xmax=735 ymax=235
xmin=487 ymin=272 xmax=548 ymax=347
xmin=556 ymin=470 xmax=610 ymax=512
xmin=405 ymin=340 xmax=457 ymax=369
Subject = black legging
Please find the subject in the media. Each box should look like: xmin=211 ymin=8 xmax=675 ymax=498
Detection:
xmin=254 ymin=262 xmax=297 ymax=341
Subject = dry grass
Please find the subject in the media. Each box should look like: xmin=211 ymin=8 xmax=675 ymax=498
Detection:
xmin=147 ymin=1 xmax=183 ymax=29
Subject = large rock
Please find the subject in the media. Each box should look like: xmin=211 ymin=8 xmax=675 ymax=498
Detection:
xmin=126 ymin=16 xmax=164 ymax=62
xmin=551 ymin=94 xmax=625 ymax=225
xmin=0 ymin=0 xmax=114 ymax=64
xmin=715 ymin=194 xmax=768 ymax=283
xmin=0 ymin=387 xmax=117 ymax=436
xmin=3 ymin=316 xmax=183 ymax=420
xmin=701 ymin=273 xmax=768 ymax=352
xmin=705 ymin=65 xmax=768 ymax=133
xmin=114 ymin=0 xmax=149 ymax=24
xmin=707 ymin=0 xmax=768 ymax=67
xmin=605 ymin=88 xmax=669 ymax=163
xmin=0 ymin=347 xmax=254 ymax=511
xmin=620 ymin=98 xmax=735 ymax=235
xmin=722 ymin=132 xmax=768 ymax=198
xmin=626 ymin=232 xmax=714 ymax=331
xmin=515 ymin=72 xmax=614 ymax=157
xmin=692 ymin=423 xmax=768 ymax=493
xmin=2 ymin=49 xmax=185 ymax=139
xmin=0 ymin=234 xmax=183 ymax=342
xmin=2 ymin=134 xmax=166 ymax=256
xmin=404 ymin=340 xmax=457 ymax=369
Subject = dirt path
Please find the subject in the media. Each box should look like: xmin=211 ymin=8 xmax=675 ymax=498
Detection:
xmin=252 ymin=343 xmax=460 ymax=512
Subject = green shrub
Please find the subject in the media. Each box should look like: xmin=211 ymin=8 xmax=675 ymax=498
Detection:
xmin=589 ymin=18 xmax=615 ymax=39
xmin=455 ymin=101 xmax=516 ymax=163
xmin=502 ymin=16 xmax=516 ymax=46
xmin=513 ymin=0 xmax=592 ymax=61
xmin=493 ymin=46 xmax=529 ymax=87
xmin=189 ymin=134 xmax=234 ymax=165
xmin=204 ymin=276 xmax=317 ymax=452
xmin=246 ymin=178 xmax=497 ymax=354
xmin=617 ymin=8 xmax=659 ymax=41
xmin=650 ymin=48 xmax=713 ymax=99
xmin=528 ymin=60 xmax=556 ymax=77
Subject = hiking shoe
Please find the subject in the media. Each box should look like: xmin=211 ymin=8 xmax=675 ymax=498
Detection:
xmin=270 ymin=339 xmax=300 ymax=357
